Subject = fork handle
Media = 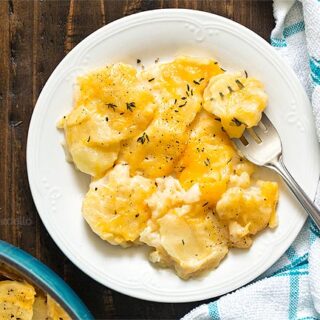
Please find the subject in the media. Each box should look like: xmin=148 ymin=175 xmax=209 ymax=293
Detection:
xmin=267 ymin=155 xmax=320 ymax=229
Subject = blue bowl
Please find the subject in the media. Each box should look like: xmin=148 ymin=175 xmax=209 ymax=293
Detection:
xmin=0 ymin=240 xmax=94 ymax=319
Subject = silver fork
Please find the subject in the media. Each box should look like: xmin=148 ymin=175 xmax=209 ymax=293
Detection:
xmin=232 ymin=113 xmax=320 ymax=229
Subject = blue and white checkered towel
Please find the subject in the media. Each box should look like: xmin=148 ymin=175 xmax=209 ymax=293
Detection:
xmin=183 ymin=1 xmax=320 ymax=319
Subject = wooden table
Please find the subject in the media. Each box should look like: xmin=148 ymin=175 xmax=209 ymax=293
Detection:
xmin=0 ymin=1 xmax=274 ymax=318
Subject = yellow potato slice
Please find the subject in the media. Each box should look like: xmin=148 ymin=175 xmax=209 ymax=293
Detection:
xmin=82 ymin=164 xmax=156 ymax=246
xmin=216 ymin=180 xmax=279 ymax=248
xmin=141 ymin=204 xmax=229 ymax=279
xmin=118 ymin=57 xmax=223 ymax=178
xmin=59 ymin=63 xmax=156 ymax=178
xmin=203 ymin=72 xmax=268 ymax=138
xmin=0 ymin=280 xmax=35 ymax=320
xmin=47 ymin=295 xmax=71 ymax=320
xmin=176 ymin=111 xmax=255 ymax=206
xmin=32 ymin=294 xmax=47 ymax=320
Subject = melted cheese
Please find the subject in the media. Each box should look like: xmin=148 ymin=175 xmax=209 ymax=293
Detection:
xmin=59 ymin=63 xmax=156 ymax=178
xmin=82 ymin=164 xmax=155 ymax=246
xmin=118 ymin=57 xmax=223 ymax=178
xmin=216 ymin=181 xmax=279 ymax=248
xmin=176 ymin=111 xmax=251 ymax=205
xmin=203 ymin=72 xmax=268 ymax=138
xmin=59 ymin=56 xmax=279 ymax=279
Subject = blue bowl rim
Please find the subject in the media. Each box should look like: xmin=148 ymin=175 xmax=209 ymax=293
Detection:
xmin=0 ymin=240 xmax=94 ymax=320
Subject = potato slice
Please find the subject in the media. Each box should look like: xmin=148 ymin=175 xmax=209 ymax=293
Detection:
xmin=216 ymin=181 xmax=279 ymax=248
xmin=141 ymin=204 xmax=229 ymax=279
xmin=82 ymin=164 xmax=155 ymax=246
xmin=0 ymin=280 xmax=35 ymax=320
xmin=203 ymin=72 xmax=268 ymax=138
xmin=46 ymin=295 xmax=71 ymax=320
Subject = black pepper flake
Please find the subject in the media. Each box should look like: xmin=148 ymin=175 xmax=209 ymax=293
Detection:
xmin=87 ymin=136 xmax=91 ymax=142
xmin=219 ymin=92 xmax=224 ymax=99
xmin=228 ymin=86 xmax=233 ymax=93
xmin=193 ymin=78 xmax=204 ymax=85
xmin=214 ymin=117 xmax=221 ymax=122
xmin=174 ymin=99 xmax=177 ymax=104
xmin=178 ymin=101 xmax=187 ymax=108
xmin=126 ymin=102 xmax=136 ymax=112
xmin=105 ymin=117 xmax=109 ymax=122
xmin=137 ymin=59 xmax=141 ymax=64
xmin=202 ymin=202 xmax=209 ymax=207
xmin=244 ymin=70 xmax=248 ymax=78
xmin=155 ymin=57 xmax=160 ymax=63
xmin=114 ymin=210 xmax=117 ymax=215
xmin=182 ymin=239 xmax=185 ymax=245
xmin=220 ymin=67 xmax=226 ymax=71
xmin=94 ymin=187 xmax=98 ymax=191
xmin=155 ymin=182 xmax=158 ymax=187
xmin=214 ymin=61 xmax=218 ymax=64
xmin=181 ymin=97 xmax=187 ymax=100
xmin=191 ymin=89 xmax=193 ymax=96
xmin=187 ymin=84 xmax=190 ymax=91
xmin=148 ymin=78 xmax=155 ymax=82
xmin=135 ymin=214 xmax=140 ymax=218
xmin=120 ymin=112 xmax=124 ymax=115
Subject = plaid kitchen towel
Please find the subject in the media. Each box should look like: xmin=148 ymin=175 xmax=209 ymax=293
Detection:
xmin=182 ymin=1 xmax=320 ymax=319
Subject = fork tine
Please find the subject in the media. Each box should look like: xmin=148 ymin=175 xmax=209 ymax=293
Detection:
xmin=231 ymin=112 xmax=282 ymax=166
xmin=260 ymin=113 xmax=273 ymax=129
xmin=252 ymin=122 xmax=266 ymax=138
xmin=243 ymin=129 xmax=256 ymax=144
xmin=232 ymin=136 xmax=246 ymax=150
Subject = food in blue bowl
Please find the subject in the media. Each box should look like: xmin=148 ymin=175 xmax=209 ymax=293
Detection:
xmin=0 ymin=240 xmax=94 ymax=319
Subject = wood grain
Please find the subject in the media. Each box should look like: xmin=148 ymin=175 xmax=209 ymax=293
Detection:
xmin=0 ymin=1 xmax=274 ymax=319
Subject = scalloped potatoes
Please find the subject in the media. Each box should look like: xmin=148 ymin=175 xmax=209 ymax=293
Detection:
xmin=60 ymin=56 xmax=278 ymax=279
xmin=0 ymin=279 xmax=71 ymax=320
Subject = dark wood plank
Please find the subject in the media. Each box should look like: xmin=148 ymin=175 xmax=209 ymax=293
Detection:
xmin=1 ymin=0 xmax=39 ymax=256
xmin=0 ymin=1 xmax=10 ymax=242
xmin=0 ymin=1 xmax=275 ymax=319
xmin=34 ymin=0 xmax=69 ymax=275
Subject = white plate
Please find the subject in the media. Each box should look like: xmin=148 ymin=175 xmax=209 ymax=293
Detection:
xmin=27 ymin=9 xmax=320 ymax=303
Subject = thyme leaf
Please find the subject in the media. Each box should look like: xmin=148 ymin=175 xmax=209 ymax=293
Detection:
xmin=137 ymin=132 xmax=150 ymax=144
xmin=235 ymin=79 xmax=244 ymax=89
xmin=126 ymin=102 xmax=136 ymax=112
xmin=106 ymin=103 xmax=117 ymax=111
